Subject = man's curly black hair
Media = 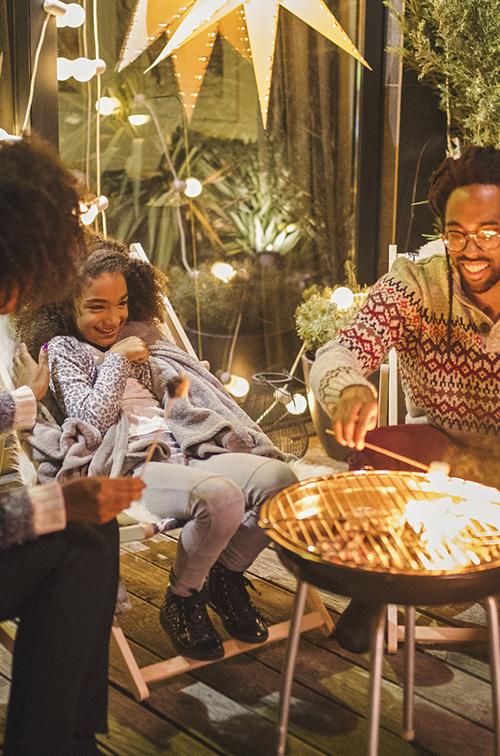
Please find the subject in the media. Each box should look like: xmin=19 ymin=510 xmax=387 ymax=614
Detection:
xmin=428 ymin=145 xmax=500 ymax=226
xmin=0 ymin=134 xmax=85 ymax=311
xmin=16 ymin=235 xmax=168 ymax=354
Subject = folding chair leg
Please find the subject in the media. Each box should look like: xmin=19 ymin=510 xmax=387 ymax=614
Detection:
xmin=0 ymin=622 xmax=16 ymax=654
xmin=110 ymin=619 xmax=149 ymax=701
xmin=387 ymin=604 xmax=399 ymax=653
xmin=305 ymin=586 xmax=335 ymax=636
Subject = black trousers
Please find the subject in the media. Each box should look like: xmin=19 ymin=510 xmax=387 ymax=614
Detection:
xmin=0 ymin=520 xmax=119 ymax=756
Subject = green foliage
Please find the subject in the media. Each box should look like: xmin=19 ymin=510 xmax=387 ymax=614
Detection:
xmin=168 ymin=261 xmax=304 ymax=335
xmin=294 ymin=283 xmax=370 ymax=354
xmin=388 ymin=0 xmax=500 ymax=147
xmin=207 ymin=156 xmax=313 ymax=256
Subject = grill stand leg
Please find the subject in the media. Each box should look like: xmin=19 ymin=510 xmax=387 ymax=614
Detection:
xmin=367 ymin=605 xmax=387 ymax=756
xmin=403 ymin=606 xmax=416 ymax=741
xmin=277 ymin=579 xmax=308 ymax=756
xmin=486 ymin=596 xmax=500 ymax=756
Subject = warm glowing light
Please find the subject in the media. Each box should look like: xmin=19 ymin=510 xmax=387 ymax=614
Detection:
xmin=57 ymin=57 xmax=72 ymax=81
xmin=79 ymin=196 xmax=109 ymax=226
xmin=226 ymin=375 xmax=250 ymax=398
xmin=57 ymin=57 xmax=106 ymax=82
xmin=0 ymin=128 xmax=21 ymax=142
xmin=96 ymin=96 xmax=120 ymax=116
xmin=127 ymin=113 xmax=150 ymax=126
xmin=56 ymin=2 xmax=86 ymax=27
xmin=295 ymin=494 xmax=321 ymax=520
xmin=286 ymin=394 xmax=308 ymax=415
xmin=330 ymin=286 xmax=354 ymax=310
xmin=184 ymin=177 xmax=203 ymax=198
xmin=211 ymin=262 xmax=236 ymax=283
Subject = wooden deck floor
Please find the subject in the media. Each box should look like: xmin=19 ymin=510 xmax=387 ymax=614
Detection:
xmin=0 ymin=442 xmax=498 ymax=755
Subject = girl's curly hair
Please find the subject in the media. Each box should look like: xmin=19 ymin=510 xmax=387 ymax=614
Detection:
xmin=0 ymin=134 xmax=85 ymax=311
xmin=16 ymin=235 xmax=168 ymax=354
xmin=428 ymin=145 xmax=500 ymax=225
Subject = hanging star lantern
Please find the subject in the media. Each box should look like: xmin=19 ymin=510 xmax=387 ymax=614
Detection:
xmin=119 ymin=0 xmax=370 ymax=127
xmin=118 ymin=0 xmax=251 ymax=120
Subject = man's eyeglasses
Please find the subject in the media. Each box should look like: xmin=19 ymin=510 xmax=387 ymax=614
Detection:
xmin=441 ymin=229 xmax=500 ymax=253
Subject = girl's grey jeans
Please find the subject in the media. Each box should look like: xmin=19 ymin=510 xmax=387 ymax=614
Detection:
xmin=134 ymin=453 xmax=298 ymax=596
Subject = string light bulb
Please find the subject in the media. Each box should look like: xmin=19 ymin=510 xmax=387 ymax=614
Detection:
xmin=127 ymin=113 xmax=150 ymax=126
xmin=0 ymin=128 xmax=21 ymax=142
xmin=57 ymin=57 xmax=106 ymax=82
xmin=286 ymin=394 xmax=308 ymax=415
xmin=79 ymin=195 xmax=109 ymax=226
xmin=172 ymin=177 xmax=203 ymax=199
xmin=226 ymin=375 xmax=250 ymax=399
xmin=184 ymin=177 xmax=203 ymax=198
xmin=96 ymin=96 xmax=120 ymax=116
xmin=44 ymin=1 xmax=85 ymax=28
xmin=211 ymin=262 xmax=236 ymax=283
xmin=329 ymin=286 xmax=354 ymax=310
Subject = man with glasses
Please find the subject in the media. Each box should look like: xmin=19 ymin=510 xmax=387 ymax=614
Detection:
xmin=309 ymin=145 xmax=499 ymax=652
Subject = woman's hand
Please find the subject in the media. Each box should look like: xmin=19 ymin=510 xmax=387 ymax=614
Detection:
xmin=13 ymin=343 xmax=50 ymax=401
xmin=332 ymin=385 xmax=378 ymax=450
xmin=62 ymin=477 xmax=145 ymax=524
xmin=110 ymin=336 xmax=149 ymax=363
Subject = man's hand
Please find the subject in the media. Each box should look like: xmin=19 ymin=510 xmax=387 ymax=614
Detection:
xmin=332 ymin=385 xmax=378 ymax=450
xmin=110 ymin=336 xmax=149 ymax=363
xmin=62 ymin=477 xmax=145 ymax=525
xmin=13 ymin=343 xmax=50 ymax=401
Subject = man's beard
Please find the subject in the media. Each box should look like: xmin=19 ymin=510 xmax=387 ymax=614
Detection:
xmin=458 ymin=266 xmax=500 ymax=294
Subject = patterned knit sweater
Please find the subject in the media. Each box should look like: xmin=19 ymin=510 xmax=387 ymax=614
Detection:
xmin=310 ymin=254 xmax=500 ymax=484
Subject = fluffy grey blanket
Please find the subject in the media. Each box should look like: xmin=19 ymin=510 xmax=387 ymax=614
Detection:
xmin=26 ymin=322 xmax=287 ymax=481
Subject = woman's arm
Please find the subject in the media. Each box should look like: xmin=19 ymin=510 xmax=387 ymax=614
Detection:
xmin=0 ymin=482 xmax=66 ymax=552
xmin=0 ymin=387 xmax=37 ymax=434
xmin=49 ymin=336 xmax=130 ymax=435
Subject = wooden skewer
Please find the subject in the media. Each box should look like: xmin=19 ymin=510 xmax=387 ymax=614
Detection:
xmin=325 ymin=428 xmax=429 ymax=472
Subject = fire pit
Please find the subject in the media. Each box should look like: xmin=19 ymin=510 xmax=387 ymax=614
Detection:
xmin=259 ymin=470 xmax=500 ymax=755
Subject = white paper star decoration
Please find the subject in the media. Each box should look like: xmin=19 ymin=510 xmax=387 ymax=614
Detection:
xmin=119 ymin=0 xmax=370 ymax=126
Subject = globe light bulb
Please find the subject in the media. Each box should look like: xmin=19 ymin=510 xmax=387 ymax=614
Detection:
xmin=79 ymin=196 xmax=108 ymax=226
xmin=80 ymin=203 xmax=98 ymax=226
xmin=211 ymin=262 xmax=236 ymax=283
xmin=329 ymin=286 xmax=354 ymax=310
xmin=0 ymin=128 xmax=21 ymax=142
xmin=56 ymin=57 xmax=72 ymax=81
xmin=184 ymin=177 xmax=203 ymax=198
xmin=286 ymin=393 xmax=308 ymax=415
xmin=72 ymin=57 xmax=99 ymax=82
xmin=96 ymin=96 xmax=120 ymax=116
xmin=56 ymin=2 xmax=85 ymax=27
xmin=128 ymin=114 xmax=150 ymax=127
xmin=226 ymin=375 xmax=250 ymax=399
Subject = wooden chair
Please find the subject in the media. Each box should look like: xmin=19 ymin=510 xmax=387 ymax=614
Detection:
xmin=384 ymin=245 xmax=488 ymax=653
xmin=108 ymin=243 xmax=334 ymax=700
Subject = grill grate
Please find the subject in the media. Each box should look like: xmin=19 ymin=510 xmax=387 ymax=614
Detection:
xmin=260 ymin=471 xmax=500 ymax=575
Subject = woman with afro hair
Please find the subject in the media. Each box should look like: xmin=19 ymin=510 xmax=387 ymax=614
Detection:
xmin=0 ymin=134 xmax=143 ymax=756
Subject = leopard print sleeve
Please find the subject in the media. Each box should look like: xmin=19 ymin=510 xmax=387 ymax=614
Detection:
xmin=49 ymin=336 xmax=131 ymax=436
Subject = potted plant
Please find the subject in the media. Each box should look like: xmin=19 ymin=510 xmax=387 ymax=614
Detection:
xmin=295 ymin=278 xmax=371 ymax=459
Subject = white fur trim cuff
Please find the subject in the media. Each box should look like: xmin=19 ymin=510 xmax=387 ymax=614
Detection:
xmin=29 ymin=482 xmax=67 ymax=536
xmin=13 ymin=386 xmax=37 ymax=430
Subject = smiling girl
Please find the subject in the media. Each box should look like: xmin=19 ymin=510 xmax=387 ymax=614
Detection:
xmin=20 ymin=238 xmax=298 ymax=662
